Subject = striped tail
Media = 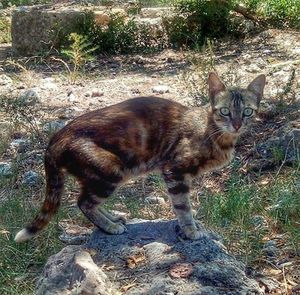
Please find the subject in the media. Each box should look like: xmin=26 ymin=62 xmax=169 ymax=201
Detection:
xmin=14 ymin=152 xmax=65 ymax=243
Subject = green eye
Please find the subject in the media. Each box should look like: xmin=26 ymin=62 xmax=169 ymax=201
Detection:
xmin=243 ymin=108 xmax=254 ymax=117
xmin=220 ymin=107 xmax=230 ymax=116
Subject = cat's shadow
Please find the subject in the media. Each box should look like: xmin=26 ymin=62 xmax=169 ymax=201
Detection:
xmin=87 ymin=219 xmax=221 ymax=255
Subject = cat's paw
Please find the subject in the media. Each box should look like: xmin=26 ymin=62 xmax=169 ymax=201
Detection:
xmin=184 ymin=227 xmax=209 ymax=240
xmin=178 ymin=224 xmax=209 ymax=240
xmin=105 ymin=223 xmax=127 ymax=235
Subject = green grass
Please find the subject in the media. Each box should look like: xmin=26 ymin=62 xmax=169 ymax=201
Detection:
xmin=0 ymin=172 xmax=75 ymax=294
xmin=197 ymin=168 xmax=300 ymax=263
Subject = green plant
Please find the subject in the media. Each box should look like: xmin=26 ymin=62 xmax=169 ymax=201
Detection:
xmin=242 ymin=0 xmax=300 ymax=29
xmin=0 ymin=17 xmax=11 ymax=44
xmin=62 ymin=32 xmax=98 ymax=75
xmin=87 ymin=13 xmax=138 ymax=54
xmin=165 ymin=0 xmax=234 ymax=48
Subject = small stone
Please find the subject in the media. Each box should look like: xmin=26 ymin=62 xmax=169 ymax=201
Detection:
xmin=40 ymin=77 xmax=58 ymax=90
xmin=91 ymin=90 xmax=104 ymax=98
xmin=43 ymin=120 xmax=66 ymax=133
xmin=18 ymin=89 xmax=39 ymax=106
xmin=263 ymin=240 xmax=279 ymax=257
xmin=68 ymin=92 xmax=77 ymax=102
xmin=22 ymin=171 xmax=40 ymax=186
xmin=251 ymin=215 xmax=267 ymax=228
xmin=246 ymin=64 xmax=261 ymax=73
xmin=145 ymin=195 xmax=166 ymax=205
xmin=0 ymin=162 xmax=12 ymax=177
xmin=0 ymin=74 xmax=13 ymax=86
xmin=10 ymin=139 xmax=29 ymax=153
xmin=152 ymin=85 xmax=170 ymax=94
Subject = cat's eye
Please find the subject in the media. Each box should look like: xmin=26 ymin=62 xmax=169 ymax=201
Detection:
xmin=220 ymin=107 xmax=230 ymax=116
xmin=243 ymin=108 xmax=254 ymax=117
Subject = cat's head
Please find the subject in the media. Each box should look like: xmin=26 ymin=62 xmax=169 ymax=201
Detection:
xmin=208 ymin=72 xmax=266 ymax=135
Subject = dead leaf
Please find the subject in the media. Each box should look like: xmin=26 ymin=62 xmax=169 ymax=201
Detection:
xmin=121 ymin=282 xmax=137 ymax=292
xmin=126 ymin=253 xmax=146 ymax=269
xmin=169 ymin=263 xmax=193 ymax=279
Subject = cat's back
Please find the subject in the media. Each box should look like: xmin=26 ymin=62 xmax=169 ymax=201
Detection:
xmin=48 ymin=96 xmax=187 ymax=154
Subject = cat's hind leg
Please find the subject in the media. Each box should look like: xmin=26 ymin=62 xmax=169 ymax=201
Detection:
xmin=78 ymin=187 xmax=126 ymax=235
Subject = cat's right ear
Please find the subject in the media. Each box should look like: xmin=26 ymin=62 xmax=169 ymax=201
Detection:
xmin=208 ymin=72 xmax=226 ymax=106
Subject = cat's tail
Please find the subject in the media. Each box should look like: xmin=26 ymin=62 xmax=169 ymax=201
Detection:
xmin=14 ymin=151 xmax=65 ymax=243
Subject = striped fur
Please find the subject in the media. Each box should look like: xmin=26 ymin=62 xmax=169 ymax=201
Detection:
xmin=14 ymin=73 xmax=266 ymax=243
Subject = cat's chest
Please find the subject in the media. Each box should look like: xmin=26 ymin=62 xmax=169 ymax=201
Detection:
xmin=198 ymin=147 xmax=234 ymax=174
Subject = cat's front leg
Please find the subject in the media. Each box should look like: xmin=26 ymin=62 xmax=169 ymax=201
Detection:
xmin=163 ymin=171 xmax=204 ymax=240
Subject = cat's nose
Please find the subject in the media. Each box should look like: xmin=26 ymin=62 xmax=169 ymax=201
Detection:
xmin=232 ymin=122 xmax=242 ymax=131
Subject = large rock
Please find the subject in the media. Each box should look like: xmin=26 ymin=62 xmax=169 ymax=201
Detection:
xmin=12 ymin=6 xmax=88 ymax=56
xmin=37 ymin=219 xmax=264 ymax=295
xmin=36 ymin=246 xmax=112 ymax=295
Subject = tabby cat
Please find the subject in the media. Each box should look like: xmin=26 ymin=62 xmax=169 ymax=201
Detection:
xmin=15 ymin=72 xmax=266 ymax=243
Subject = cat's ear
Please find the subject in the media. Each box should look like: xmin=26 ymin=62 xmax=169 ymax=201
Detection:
xmin=247 ymin=74 xmax=266 ymax=104
xmin=208 ymin=72 xmax=226 ymax=106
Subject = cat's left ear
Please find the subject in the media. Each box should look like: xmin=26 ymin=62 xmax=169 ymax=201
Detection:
xmin=247 ymin=74 xmax=266 ymax=105
xmin=208 ymin=72 xmax=226 ymax=107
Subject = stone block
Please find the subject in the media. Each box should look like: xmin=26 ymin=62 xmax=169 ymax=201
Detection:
xmin=12 ymin=6 xmax=88 ymax=56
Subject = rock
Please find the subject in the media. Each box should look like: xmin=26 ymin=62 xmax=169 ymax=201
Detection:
xmin=140 ymin=7 xmax=173 ymax=18
xmin=0 ymin=74 xmax=13 ymax=86
xmin=38 ymin=219 xmax=263 ymax=294
xmin=262 ymin=240 xmax=279 ymax=257
xmin=67 ymin=92 xmax=77 ymax=102
xmin=12 ymin=6 xmax=88 ymax=56
xmin=22 ymin=171 xmax=40 ymax=186
xmin=36 ymin=246 xmax=112 ymax=295
xmin=9 ymin=138 xmax=29 ymax=153
xmin=152 ymin=85 xmax=170 ymax=94
xmin=59 ymin=223 xmax=93 ymax=245
xmin=87 ymin=219 xmax=263 ymax=295
xmin=91 ymin=89 xmax=104 ymax=98
xmin=251 ymin=215 xmax=268 ymax=229
xmin=17 ymin=89 xmax=39 ymax=106
xmin=145 ymin=195 xmax=166 ymax=205
xmin=40 ymin=77 xmax=58 ymax=91
xmin=246 ymin=64 xmax=261 ymax=73
xmin=43 ymin=120 xmax=66 ymax=133
xmin=0 ymin=162 xmax=12 ymax=177
xmin=256 ymin=128 xmax=300 ymax=165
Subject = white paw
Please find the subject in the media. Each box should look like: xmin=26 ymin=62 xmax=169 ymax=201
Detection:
xmin=106 ymin=223 xmax=127 ymax=235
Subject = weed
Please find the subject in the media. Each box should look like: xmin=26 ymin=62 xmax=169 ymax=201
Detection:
xmin=0 ymin=17 xmax=11 ymax=44
xmin=60 ymin=33 xmax=98 ymax=82
xmin=181 ymin=39 xmax=215 ymax=106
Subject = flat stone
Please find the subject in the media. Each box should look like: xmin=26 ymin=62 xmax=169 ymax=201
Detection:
xmin=10 ymin=138 xmax=29 ymax=153
xmin=0 ymin=74 xmax=12 ymax=86
xmin=152 ymin=85 xmax=170 ymax=94
xmin=18 ymin=89 xmax=39 ymax=106
xmin=145 ymin=195 xmax=166 ymax=205
xmin=0 ymin=162 xmax=12 ymax=177
xmin=12 ymin=6 xmax=88 ymax=56
xmin=22 ymin=171 xmax=41 ymax=186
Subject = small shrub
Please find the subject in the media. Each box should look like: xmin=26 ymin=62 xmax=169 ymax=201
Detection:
xmin=164 ymin=0 xmax=234 ymax=48
xmin=62 ymin=32 xmax=98 ymax=72
xmin=243 ymin=0 xmax=300 ymax=29
xmin=0 ymin=17 xmax=11 ymax=44
xmin=87 ymin=13 xmax=138 ymax=54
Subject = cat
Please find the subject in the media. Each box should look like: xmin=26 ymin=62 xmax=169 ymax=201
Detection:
xmin=15 ymin=72 xmax=266 ymax=243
